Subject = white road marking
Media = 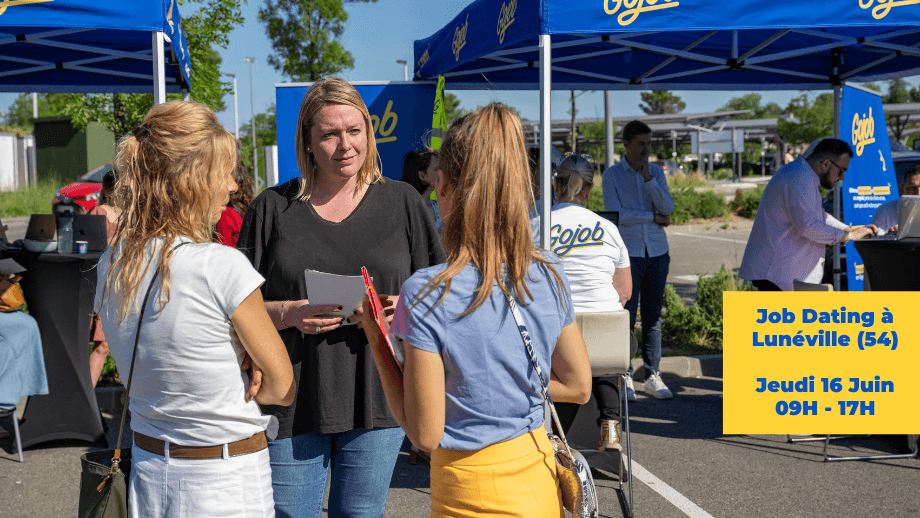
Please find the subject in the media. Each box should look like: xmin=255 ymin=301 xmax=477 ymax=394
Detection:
xmin=632 ymin=460 xmax=716 ymax=518
xmin=672 ymin=232 xmax=747 ymax=244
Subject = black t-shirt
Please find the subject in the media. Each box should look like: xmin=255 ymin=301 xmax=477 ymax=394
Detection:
xmin=237 ymin=178 xmax=446 ymax=437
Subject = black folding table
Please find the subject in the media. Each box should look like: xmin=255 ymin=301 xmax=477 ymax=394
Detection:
xmin=5 ymin=250 xmax=107 ymax=448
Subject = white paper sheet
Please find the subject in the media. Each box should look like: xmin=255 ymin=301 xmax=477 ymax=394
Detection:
xmin=304 ymin=269 xmax=368 ymax=318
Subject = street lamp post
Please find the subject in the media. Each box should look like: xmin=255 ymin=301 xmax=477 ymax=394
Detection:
xmin=244 ymin=57 xmax=259 ymax=188
xmin=396 ymin=59 xmax=408 ymax=81
xmin=226 ymin=73 xmax=240 ymax=140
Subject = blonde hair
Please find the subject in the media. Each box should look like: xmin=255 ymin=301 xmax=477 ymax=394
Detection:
xmin=418 ymin=104 xmax=564 ymax=316
xmin=294 ymin=77 xmax=382 ymax=201
xmin=102 ymin=101 xmax=237 ymax=325
xmin=553 ymin=155 xmax=594 ymax=204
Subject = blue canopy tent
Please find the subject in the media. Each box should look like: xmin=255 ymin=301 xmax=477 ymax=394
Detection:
xmin=414 ymin=0 xmax=920 ymax=290
xmin=0 ymin=0 xmax=191 ymax=103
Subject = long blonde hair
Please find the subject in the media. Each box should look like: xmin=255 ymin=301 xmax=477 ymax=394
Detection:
xmin=294 ymin=77 xmax=382 ymax=201
xmin=102 ymin=101 xmax=237 ymax=325
xmin=418 ymin=103 xmax=564 ymax=315
xmin=554 ymin=154 xmax=594 ymax=204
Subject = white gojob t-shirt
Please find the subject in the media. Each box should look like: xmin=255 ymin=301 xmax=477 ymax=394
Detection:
xmin=94 ymin=237 xmax=277 ymax=446
xmin=549 ymin=203 xmax=631 ymax=313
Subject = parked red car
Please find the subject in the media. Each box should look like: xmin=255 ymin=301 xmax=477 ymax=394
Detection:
xmin=52 ymin=162 xmax=113 ymax=213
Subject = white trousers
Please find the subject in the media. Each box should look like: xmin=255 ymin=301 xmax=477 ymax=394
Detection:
xmin=129 ymin=443 xmax=274 ymax=518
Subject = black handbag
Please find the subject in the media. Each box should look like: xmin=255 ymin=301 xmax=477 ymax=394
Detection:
xmin=79 ymin=246 xmax=185 ymax=518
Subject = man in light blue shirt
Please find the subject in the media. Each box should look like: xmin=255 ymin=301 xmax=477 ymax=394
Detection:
xmin=602 ymin=120 xmax=674 ymax=401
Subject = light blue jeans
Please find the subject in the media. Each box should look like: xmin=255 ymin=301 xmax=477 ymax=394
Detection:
xmin=268 ymin=427 xmax=405 ymax=518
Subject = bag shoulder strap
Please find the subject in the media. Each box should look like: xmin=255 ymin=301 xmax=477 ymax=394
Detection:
xmin=504 ymin=292 xmax=575 ymax=452
xmin=112 ymin=242 xmax=189 ymax=462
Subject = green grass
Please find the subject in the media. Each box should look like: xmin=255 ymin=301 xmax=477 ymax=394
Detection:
xmin=0 ymin=180 xmax=59 ymax=218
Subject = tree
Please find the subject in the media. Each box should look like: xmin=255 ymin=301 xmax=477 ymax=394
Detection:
xmin=777 ymin=93 xmax=834 ymax=147
xmin=259 ymin=0 xmax=377 ymax=82
xmin=569 ymin=91 xmax=578 ymax=154
xmin=1 ymin=94 xmax=59 ymax=131
xmin=578 ymin=120 xmax=606 ymax=172
xmin=444 ymin=92 xmax=463 ymax=124
xmin=716 ymin=93 xmax=782 ymax=120
xmin=639 ymin=91 xmax=685 ymax=115
xmin=882 ymin=79 xmax=920 ymax=143
xmin=239 ymin=104 xmax=278 ymax=181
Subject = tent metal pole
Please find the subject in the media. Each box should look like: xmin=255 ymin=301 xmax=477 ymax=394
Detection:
xmin=152 ymin=31 xmax=166 ymax=105
xmin=182 ymin=88 xmax=190 ymax=101
xmin=539 ymin=33 xmax=552 ymax=250
xmin=833 ymin=83 xmax=842 ymax=292
xmin=605 ymin=91 xmax=614 ymax=169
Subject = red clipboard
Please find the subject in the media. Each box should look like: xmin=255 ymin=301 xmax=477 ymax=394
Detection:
xmin=362 ymin=267 xmax=404 ymax=383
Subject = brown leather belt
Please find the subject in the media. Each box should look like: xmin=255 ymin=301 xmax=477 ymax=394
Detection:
xmin=134 ymin=431 xmax=267 ymax=460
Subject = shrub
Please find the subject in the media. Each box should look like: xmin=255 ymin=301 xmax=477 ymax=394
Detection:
xmin=661 ymin=265 xmax=757 ymax=354
xmin=670 ymin=187 xmax=728 ymax=224
xmin=730 ymin=185 xmax=765 ymax=219
xmin=586 ymin=176 xmax=604 ymax=212
xmin=667 ymin=172 xmax=707 ymax=189
xmin=710 ymin=167 xmax=732 ymax=180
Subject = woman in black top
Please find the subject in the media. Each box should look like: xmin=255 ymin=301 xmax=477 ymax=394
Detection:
xmin=237 ymin=77 xmax=444 ymax=518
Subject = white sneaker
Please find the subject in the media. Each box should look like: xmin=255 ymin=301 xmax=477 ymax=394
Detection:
xmin=625 ymin=376 xmax=636 ymax=401
xmin=598 ymin=419 xmax=623 ymax=451
xmin=644 ymin=372 xmax=673 ymax=399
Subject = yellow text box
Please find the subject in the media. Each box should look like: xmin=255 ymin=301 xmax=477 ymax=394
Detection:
xmin=724 ymin=292 xmax=920 ymax=435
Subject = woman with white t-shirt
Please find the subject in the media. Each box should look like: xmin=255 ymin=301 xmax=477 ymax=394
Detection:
xmin=550 ymin=154 xmax=635 ymax=453
xmin=94 ymin=101 xmax=297 ymax=518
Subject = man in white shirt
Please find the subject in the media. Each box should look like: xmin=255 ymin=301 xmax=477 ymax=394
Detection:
xmin=739 ymin=138 xmax=876 ymax=291
xmin=872 ymin=164 xmax=920 ymax=233
xmin=602 ymin=120 xmax=674 ymax=401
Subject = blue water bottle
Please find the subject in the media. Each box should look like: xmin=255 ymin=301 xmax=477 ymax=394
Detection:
xmin=58 ymin=212 xmax=74 ymax=254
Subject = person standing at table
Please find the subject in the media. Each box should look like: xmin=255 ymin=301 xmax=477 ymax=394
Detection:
xmin=361 ymin=104 xmax=591 ymax=518
xmin=872 ymin=163 xmax=920 ymax=234
xmin=236 ymin=77 xmax=445 ymax=518
xmin=602 ymin=120 xmax=674 ymax=401
xmin=739 ymin=138 xmax=877 ymax=291
xmin=94 ymin=101 xmax=295 ymax=517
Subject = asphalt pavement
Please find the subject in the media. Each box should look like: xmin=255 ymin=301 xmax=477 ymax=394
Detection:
xmin=4 ymin=215 xmax=920 ymax=517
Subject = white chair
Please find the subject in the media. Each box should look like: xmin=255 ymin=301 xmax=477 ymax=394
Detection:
xmin=791 ymin=279 xmax=833 ymax=291
xmin=574 ymin=310 xmax=634 ymax=517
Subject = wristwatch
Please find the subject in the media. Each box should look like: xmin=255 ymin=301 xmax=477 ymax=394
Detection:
xmin=840 ymin=230 xmax=851 ymax=244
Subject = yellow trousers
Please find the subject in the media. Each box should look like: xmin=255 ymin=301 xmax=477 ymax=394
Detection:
xmin=430 ymin=427 xmax=564 ymax=518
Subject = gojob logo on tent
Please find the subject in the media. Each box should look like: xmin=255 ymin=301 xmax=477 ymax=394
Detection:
xmin=604 ymin=0 xmax=680 ymax=26
xmin=497 ymin=0 xmax=516 ymax=44
xmin=859 ymin=0 xmax=920 ymax=20
xmin=0 ymin=0 xmax=53 ymax=17
xmin=453 ymin=14 xmax=469 ymax=61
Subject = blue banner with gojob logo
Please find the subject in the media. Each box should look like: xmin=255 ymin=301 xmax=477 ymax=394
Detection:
xmin=839 ymin=85 xmax=896 ymax=291
xmin=276 ymin=82 xmax=436 ymax=185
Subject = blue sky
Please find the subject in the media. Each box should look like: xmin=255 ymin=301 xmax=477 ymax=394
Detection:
xmin=2 ymin=0 xmax=918 ymax=130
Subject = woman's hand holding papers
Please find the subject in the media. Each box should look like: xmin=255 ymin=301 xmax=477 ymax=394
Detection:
xmin=283 ymin=301 xmax=346 ymax=334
